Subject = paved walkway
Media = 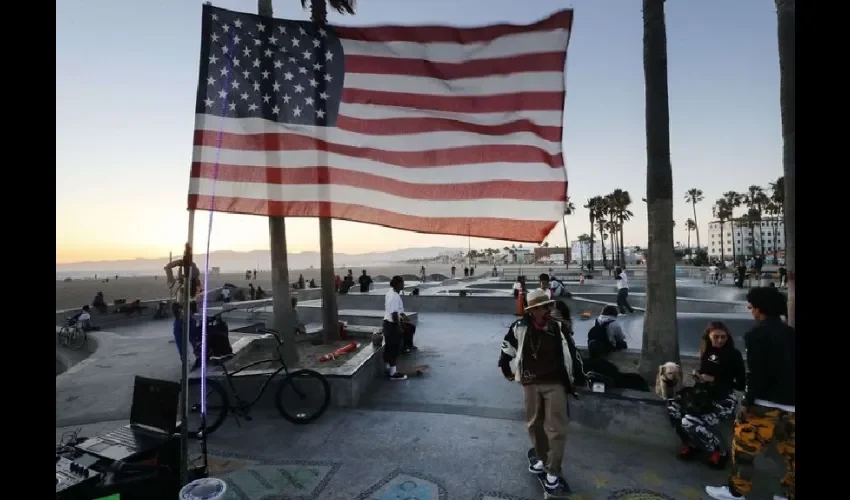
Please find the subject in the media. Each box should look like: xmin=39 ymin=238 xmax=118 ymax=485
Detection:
xmin=56 ymin=313 xmax=783 ymax=499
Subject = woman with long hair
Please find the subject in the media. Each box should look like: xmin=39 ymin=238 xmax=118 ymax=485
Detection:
xmin=666 ymin=321 xmax=746 ymax=468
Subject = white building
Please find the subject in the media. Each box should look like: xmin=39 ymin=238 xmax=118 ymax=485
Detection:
xmin=570 ymin=240 xmax=639 ymax=266
xmin=707 ymin=218 xmax=785 ymax=263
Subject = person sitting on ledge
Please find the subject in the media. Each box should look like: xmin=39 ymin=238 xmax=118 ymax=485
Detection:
xmin=586 ymin=305 xmax=627 ymax=359
xmin=92 ymin=292 xmax=108 ymax=313
xmin=667 ymin=321 xmax=745 ymax=468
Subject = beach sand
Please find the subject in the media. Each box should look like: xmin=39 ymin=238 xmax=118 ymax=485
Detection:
xmin=55 ymin=263 xmax=486 ymax=311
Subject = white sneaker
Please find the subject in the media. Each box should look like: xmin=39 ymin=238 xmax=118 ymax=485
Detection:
xmin=528 ymin=459 xmax=544 ymax=474
xmin=705 ymin=485 xmax=745 ymax=500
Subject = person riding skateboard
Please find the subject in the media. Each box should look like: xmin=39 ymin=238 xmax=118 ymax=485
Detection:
xmin=498 ymin=290 xmax=579 ymax=498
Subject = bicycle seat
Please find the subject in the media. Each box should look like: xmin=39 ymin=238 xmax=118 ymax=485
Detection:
xmin=209 ymin=353 xmax=234 ymax=365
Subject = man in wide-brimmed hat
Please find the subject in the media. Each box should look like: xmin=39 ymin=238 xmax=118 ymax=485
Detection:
xmin=498 ymin=289 xmax=580 ymax=498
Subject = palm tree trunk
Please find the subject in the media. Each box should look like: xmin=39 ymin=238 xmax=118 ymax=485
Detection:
xmin=691 ymin=201 xmax=701 ymax=250
xmin=619 ymin=217 xmax=627 ymax=267
xmin=598 ymin=221 xmax=607 ymax=270
xmin=589 ymin=219 xmax=595 ymax=270
xmin=776 ymin=0 xmax=795 ymax=325
xmin=640 ymin=0 xmax=680 ymax=379
xmin=687 ymin=230 xmax=691 ymax=259
xmin=562 ymin=216 xmax=570 ymax=268
xmin=719 ymin=220 xmax=726 ymax=264
xmin=730 ymin=220 xmax=737 ymax=264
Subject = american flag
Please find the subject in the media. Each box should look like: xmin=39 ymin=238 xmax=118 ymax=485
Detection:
xmin=189 ymin=5 xmax=572 ymax=243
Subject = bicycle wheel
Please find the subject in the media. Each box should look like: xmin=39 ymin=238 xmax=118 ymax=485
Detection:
xmin=58 ymin=327 xmax=69 ymax=346
xmin=186 ymin=378 xmax=229 ymax=438
xmin=275 ymin=369 xmax=331 ymax=424
xmin=68 ymin=328 xmax=87 ymax=350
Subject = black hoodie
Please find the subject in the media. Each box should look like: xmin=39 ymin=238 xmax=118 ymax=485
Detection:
xmin=743 ymin=317 xmax=795 ymax=407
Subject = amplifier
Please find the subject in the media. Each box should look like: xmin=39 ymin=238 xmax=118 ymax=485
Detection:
xmin=56 ymin=455 xmax=102 ymax=497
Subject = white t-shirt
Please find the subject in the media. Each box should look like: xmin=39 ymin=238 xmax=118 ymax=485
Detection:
xmin=616 ymin=272 xmax=629 ymax=290
xmin=78 ymin=311 xmax=91 ymax=323
xmin=384 ymin=289 xmax=404 ymax=321
xmin=512 ymin=282 xmax=523 ymax=291
xmin=221 ymin=288 xmax=231 ymax=298
xmin=538 ymin=287 xmax=553 ymax=299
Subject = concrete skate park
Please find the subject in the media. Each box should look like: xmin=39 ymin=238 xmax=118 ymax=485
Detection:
xmin=56 ymin=267 xmax=783 ymax=499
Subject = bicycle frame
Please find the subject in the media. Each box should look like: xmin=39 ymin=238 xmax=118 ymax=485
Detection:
xmin=218 ymin=336 xmax=294 ymax=412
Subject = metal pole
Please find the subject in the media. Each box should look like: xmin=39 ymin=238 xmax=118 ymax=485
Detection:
xmin=180 ymin=210 xmax=195 ymax=486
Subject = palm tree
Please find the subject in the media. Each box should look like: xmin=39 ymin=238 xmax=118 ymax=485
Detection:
xmin=640 ymin=0 xmax=680 ymax=379
xmin=584 ymin=197 xmax=600 ymax=269
xmin=769 ymin=176 xmax=785 ymax=263
xmin=610 ymin=189 xmax=634 ymax=267
xmin=744 ymin=185 xmax=768 ymax=259
xmin=593 ymin=197 xmax=610 ymax=271
xmin=562 ymin=197 xmax=576 ymax=267
xmin=685 ymin=218 xmax=696 ymax=259
xmin=712 ymin=198 xmax=733 ymax=264
xmin=684 ymin=188 xmax=704 ymax=251
xmin=774 ymin=1 xmax=794 ymax=325
xmin=723 ymin=191 xmax=743 ymax=263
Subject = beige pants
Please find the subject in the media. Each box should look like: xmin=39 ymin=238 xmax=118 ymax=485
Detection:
xmin=523 ymin=383 xmax=568 ymax=476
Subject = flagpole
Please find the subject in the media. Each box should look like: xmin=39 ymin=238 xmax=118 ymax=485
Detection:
xmin=179 ymin=210 xmax=195 ymax=486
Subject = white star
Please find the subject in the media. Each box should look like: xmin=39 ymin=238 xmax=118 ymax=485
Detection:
xmin=302 ymin=50 xmax=312 ymax=59
xmin=264 ymin=48 xmax=273 ymax=57
xmin=207 ymin=76 xmax=216 ymax=86
xmin=242 ymin=47 xmax=251 ymax=57
xmin=233 ymin=34 xmax=241 ymax=45
xmin=308 ymin=78 xmax=318 ymax=88
xmin=313 ymin=62 xmax=322 ymax=71
xmin=282 ymin=94 xmax=292 ymax=104
xmin=222 ymin=24 xmax=230 ymax=33
xmin=325 ymin=50 xmax=334 ymax=61
xmin=242 ymin=69 xmax=250 ymax=79
xmin=312 ymin=39 xmax=321 ymax=48
xmin=232 ymin=58 xmax=241 ymax=67
xmin=318 ymin=28 xmax=327 ymax=37
xmin=283 ymin=71 xmax=294 ymax=81
xmin=278 ymin=25 xmax=287 ymax=34
xmin=298 ymin=66 xmax=307 ymax=74
xmin=272 ymin=81 xmax=281 ymax=92
xmin=253 ymin=81 xmax=261 ymax=91
xmin=217 ymin=89 xmax=228 ymax=99
xmin=319 ymin=91 xmax=329 ymax=100
xmin=228 ymin=102 xmax=236 ymax=111
xmin=257 ymin=22 xmax=266 ymax=32
xmin=294 ymin=84 xmax=304 ymax=93
xmin=305 ymin=97 xmax=314 ymax=106
xmin=209 ymin=54 xmax=219 ymax=64
xmin=211 ymin=14 xmax=218 ymax=21
xmin=234 ymin=19 xmax=243 ymax=28
xmin=261 ymin=70 xmax=271 ymax=79
xmin=252 ymin=58 xmax=261 ymax=68
xmin=315 ymin=108 xmax=326 ymax=119
xmin=288 ymin=56 xmax=297 ymax=64
xmin=273 ymin=60 xmax=283 ymax=69
xmin=219 ymin=67 xmax=229 ymax=76
xmin=230 ymin=80 xmax=240 ymax=89
xmin=211 ymin=33 xmax=220 ymax=43
xmin=204 ymin=98 xmax=214 ymax=107
xmin=271 ymin=105 xmax=280 ymax=114
xmin=324 ymin=73 xmax=333 ymax=82
xmin=268 ymin=35 xmax=278 ymax=45
xmin=248 ymin=103 xmax=259 ymax=111
xmin=253 ymin=38 xmax=262 ymax=46
xmin=291 ymin=37 xmax=300 ymax=47
xmin=221 ymin=45 xmax=229 ymax=54
xmin=240 ymin=92 xmax=249 ymax=100
xmin=299 ymin=27 xmax=307 ymax=36
xmin=262 ymin=94 xmax=271 ymax=103
xmin=293 ymin=106 xmax=302 ymax=117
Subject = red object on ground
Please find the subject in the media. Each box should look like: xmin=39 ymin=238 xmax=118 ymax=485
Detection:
xmin=318 ymin=342 xmax=358 ymax=362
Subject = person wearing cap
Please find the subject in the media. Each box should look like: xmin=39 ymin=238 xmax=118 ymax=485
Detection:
xmin=498 ymin=289 xmax=579 ymax=497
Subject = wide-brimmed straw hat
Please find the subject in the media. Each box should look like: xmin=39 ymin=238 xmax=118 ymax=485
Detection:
xmin=525 ymin=289 xmax=555 ymax=311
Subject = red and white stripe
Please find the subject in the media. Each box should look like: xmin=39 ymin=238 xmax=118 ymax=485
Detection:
xmin=189 ymin=10 xmax=573 ymax=243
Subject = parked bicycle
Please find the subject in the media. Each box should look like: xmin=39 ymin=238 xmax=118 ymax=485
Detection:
xmin=186 ymin=327 xmax=331 ymax=438
xmin=57 ymin=318 xmax=87 ymax=350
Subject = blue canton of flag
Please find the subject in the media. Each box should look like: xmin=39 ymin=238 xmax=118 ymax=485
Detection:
xmin=194 ymin=5 xmax=344 ymax=127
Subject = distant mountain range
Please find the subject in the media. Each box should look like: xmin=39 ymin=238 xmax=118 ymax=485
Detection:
xmin=56 ymin=247 xmax=465 ymax=275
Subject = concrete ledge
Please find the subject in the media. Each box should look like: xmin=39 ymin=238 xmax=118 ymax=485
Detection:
xmin=55 ymin=327 xmax=102 ymax=375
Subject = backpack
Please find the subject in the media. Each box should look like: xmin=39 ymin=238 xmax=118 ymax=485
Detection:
xmin=587 ymin=320 xmax=612 ymax=359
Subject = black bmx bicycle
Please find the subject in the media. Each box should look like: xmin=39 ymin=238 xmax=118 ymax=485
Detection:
xmin=186 ymin=328 xmax=331 ymax=438
xmin=57 ymin=318 xmax=87 ymax=350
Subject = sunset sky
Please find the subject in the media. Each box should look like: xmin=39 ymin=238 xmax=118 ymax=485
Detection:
xmin=56 ymin=0 xmax=783 ymax=264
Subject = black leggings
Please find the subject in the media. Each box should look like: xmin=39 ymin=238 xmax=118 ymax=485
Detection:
xmin=382 ymin=320 xmax=401 ymax=366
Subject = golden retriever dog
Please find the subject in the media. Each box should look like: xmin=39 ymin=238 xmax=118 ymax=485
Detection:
xmin=655 ymin=362 xmax=682 ymax=399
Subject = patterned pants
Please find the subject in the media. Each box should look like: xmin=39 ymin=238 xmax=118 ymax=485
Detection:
xmin=666 ymin=393 xmax=737 ymax=452
xmin=729 ymin=405 xmax=795 ymax=499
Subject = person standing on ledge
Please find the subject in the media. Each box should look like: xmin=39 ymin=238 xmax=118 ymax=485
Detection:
xmin=614 ymin=267 xmax=635 ymax=314
xmin=704 ymin=286 xmax=795 ymax=500
xmin=498 ymin=289 xmax=577 ymax=498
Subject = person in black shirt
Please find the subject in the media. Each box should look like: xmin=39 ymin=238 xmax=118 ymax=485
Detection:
xmin=358 ymin=270 xmax=373 ymax=293
xmin=667 ymin=321 xmax=745 ymax=468
xmin=705 ymin=287 xmax=795 ymax=500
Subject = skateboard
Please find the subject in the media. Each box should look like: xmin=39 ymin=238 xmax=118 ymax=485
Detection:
xmin=527 ymin=449 xmax=571 ymax=499
xmin=397 ymin=364 xmax=430 ymax=377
